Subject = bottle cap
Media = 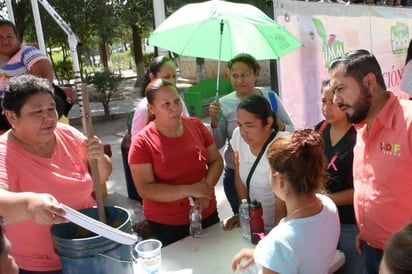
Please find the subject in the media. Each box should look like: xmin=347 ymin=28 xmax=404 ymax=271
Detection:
xmin=241 ymin=198 xmax=248 ymax=204
xmin=188 ymin=196 xmax=195 ymax=207
xmin=249 ymin=199 xmax=262 ymax=209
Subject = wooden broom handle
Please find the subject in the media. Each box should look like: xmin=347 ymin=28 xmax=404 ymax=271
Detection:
xmin=80 ymin=84 xmax=107 ymax=223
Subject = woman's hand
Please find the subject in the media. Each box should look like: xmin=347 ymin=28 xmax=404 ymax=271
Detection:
xmin=27 ymin=193 xmax=66 ymax=225
xmin=190 ymin=181 xmax=214 ymax=200
xmin=356 ymin=233 xmax=363 ymax=256
xmin=85 ymin=136 xmax=105 ymax=161
xmin=209 ymin=101 xmax=221 ymax=128
xmin=223 ymin=214 xmax=240 ymax=231
xmin=194 ymin=197 xmax=210 ymax=212
xmin=231 ymin=248 xmax=255 ymax=272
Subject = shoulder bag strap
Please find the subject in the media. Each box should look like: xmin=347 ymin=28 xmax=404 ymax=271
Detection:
xmin=268 ymin=90 xmax=278 ymax=113
xmin=245 ymin=130 xmax=277 ymax=199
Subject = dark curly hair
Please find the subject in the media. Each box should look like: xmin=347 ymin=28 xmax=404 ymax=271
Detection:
xmin=228 ymin=53 xmax=260 ymax=74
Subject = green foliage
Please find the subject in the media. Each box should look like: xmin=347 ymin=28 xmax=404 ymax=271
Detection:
xmin=143 ymin=52 xmax=155 ymax=68
xmin=111 ymin=52 xmax=132 ymax=72
xmin=86 ymin=68 xmax=122 ymax=119
xmin=54 ymin=60 xmax=74 ymax=83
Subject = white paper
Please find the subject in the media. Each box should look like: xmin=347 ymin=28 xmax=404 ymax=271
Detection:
xmin=60 ymin=203 xmax=138 ymax=245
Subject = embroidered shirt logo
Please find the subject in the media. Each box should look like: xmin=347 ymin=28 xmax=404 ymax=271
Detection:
xmin=380 ymin=141 xmax=401 ymax=156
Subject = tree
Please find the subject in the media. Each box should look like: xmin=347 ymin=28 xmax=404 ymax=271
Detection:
xmin=111 ymin=0 xmax=155 ymax=86
xmin=86 ymin=68 xmax=122 ymax=119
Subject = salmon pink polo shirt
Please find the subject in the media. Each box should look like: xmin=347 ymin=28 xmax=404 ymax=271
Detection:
xmin=353 ymin=92 xmax=412 ymax=250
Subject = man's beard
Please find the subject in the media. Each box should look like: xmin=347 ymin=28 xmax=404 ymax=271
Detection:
xmin=346 ymin=84 xmax=372 ymax=124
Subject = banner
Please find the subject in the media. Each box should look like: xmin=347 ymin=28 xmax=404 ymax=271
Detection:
xmin=274 ymin=1 xmax=412 ymax=128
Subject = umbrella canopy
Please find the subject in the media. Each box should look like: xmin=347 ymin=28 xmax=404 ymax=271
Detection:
xmin=148 ymin=0 xmax=302 ymax=62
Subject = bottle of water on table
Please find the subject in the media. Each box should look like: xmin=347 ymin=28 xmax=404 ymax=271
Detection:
xmin=189 ymin=196 xmax=202 ymax=237
xmin=239 ymin=199 xmax=251 ymax=240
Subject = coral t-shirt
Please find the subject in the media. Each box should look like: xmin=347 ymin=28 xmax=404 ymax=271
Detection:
xmin=0 ymin=123 xmax=96 ymax=271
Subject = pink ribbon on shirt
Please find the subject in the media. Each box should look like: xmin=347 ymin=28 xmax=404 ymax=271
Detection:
xmin=327 ymin=155 xmax=338 ymax=171
xmin=196 ymin=146 xmax=206 ymax=162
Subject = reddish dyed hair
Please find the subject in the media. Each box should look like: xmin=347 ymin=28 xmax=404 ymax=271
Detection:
xmin=267 ymin=128 xmax=326 ymax=194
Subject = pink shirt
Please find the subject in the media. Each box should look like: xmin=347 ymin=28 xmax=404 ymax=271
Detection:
xmin=0 ymin=123 xmax=96 ymax=271
xmin=353 ymin=92 xmax=412 ymax=249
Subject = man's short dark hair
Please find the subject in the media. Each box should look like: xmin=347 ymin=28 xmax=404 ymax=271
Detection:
xmin=329 ymin=49 xmax=387 ymax=90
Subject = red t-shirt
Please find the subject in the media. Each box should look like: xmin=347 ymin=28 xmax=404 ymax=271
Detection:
xmin=129 ymin=117 xmax=217 ymax=225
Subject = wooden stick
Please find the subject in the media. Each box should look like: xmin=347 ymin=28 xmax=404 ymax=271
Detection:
xmin=80 ymin=84 xmax=107 ymax=223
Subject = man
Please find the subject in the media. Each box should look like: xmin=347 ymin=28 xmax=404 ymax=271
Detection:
xmin=379 ymin=222 xmax=412 ymax=274
xmin=0 ymin=217 xmax=19 ymax=274
xmin=0 ymin=19 xmax=70 ymax=132
xmin=329 ymin=49 xmax=412 ymax=274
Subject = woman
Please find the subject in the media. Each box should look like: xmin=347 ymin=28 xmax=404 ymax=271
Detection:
xmin=224 ymin=95 xmax=286 ymax=232
xmin=125 ymin=56 xmax=190 ymax=202
xmin=0 ymin=217 xmax=19 ymax=274
xmin=232 ymin=129 xmax=340 ymax=274
xmin=209 ymin=53 xmax=294 ymax=215
xmin=0 ymin=20 xmax=69 ymax=133
xmin=0 ymin=75 xmax=112 ymax=273
xmin=130 ymin=55 xmax=189 ymax=137
xmin=380 ymin=222 xmax=412 ymax=274
xmin=315 ymin=79 xmax=363 ymax=274
xmin=128 ymin=79 xmax=223 ymax=247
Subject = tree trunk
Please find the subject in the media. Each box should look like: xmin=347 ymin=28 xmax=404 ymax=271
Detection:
xmin=99 ymin=42 xmax=110 ymax=68
xmin=102 ymin=101 xmax=111 ymax=120
xmin=131 ymin=23 xmax=145 ymax=87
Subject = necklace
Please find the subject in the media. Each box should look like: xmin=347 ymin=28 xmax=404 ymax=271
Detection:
xmin=285 ymin=200 xmax=319 ymax=222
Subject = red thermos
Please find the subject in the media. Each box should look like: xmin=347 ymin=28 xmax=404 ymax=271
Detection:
xmin=249 ymin=200 xmax=265 ymax=244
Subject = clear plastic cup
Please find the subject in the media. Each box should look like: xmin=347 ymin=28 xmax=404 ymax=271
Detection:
xmin=135 ymin=239 xmax=162 ymax=274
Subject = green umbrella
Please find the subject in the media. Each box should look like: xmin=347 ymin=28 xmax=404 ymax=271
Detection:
xmin=148 ymin=0 xmax=302 ymax=97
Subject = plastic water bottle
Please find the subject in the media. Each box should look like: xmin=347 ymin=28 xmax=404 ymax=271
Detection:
xmin=239 ymin=199 xmax=251 ymax=240
xmin=188 ymin=196 xmax=202 ymax=237
xmin=189 ymin=207 xmax=202 ymax=237
xmin=241 ymin=263 xmax=259 ymax=274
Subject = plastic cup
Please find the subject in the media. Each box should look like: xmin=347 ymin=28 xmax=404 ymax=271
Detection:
xmin=135 ymin=239 xmax=162 ymax=274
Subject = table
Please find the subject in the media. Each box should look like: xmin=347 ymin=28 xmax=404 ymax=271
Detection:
xmin=134 ymin=222 xmax=345 ymax=274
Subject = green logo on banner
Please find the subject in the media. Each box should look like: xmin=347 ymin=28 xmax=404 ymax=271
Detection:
xmin=312 ymin=18 xmax=345 ymax=68
xmin=391 ymin=22 xmax=409 ymax=55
